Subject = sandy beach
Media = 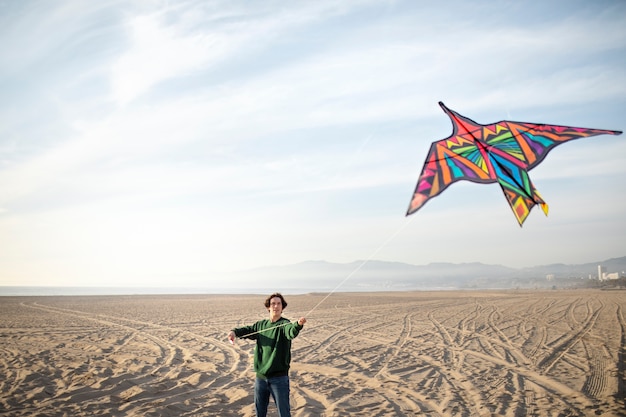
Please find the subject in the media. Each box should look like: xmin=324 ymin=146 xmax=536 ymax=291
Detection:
xmin=1 ymin=290 xmax=624 ymax=416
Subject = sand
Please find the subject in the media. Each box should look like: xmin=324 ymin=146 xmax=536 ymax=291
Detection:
xmin=0 ymin=290 xmax=624 ymax=416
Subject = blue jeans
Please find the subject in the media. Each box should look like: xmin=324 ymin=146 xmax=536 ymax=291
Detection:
xmin=254 ymin=375 xmax=290 ymax=417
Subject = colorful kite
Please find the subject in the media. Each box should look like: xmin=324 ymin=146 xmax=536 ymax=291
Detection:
xmin=407 ymin=102 xmax=622 ymax=226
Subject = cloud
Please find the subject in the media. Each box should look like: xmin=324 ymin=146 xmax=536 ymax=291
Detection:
xmin=110 ymin=13 xmax=223 ymax=104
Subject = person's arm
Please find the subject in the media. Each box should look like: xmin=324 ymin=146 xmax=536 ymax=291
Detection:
xmin=229 ymin=322 xmax=260 ymax=342
xmin=285 ymin=317 xmax=306 ymax=339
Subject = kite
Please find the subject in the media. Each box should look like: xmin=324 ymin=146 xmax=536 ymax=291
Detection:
xmin=407 ymin=102 xmax=622 ymax=226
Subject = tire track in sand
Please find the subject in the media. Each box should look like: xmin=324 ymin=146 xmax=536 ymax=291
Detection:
xmin=537 ymin=299 xmax=605 ymax=373
xmin=18 ymin=301 xmax=242 ymax=416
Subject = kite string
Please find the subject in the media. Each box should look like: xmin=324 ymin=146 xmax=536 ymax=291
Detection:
xmin=303 ymin=215 xmax=417 ymax=317
xmin=231 ymin=216 xmax=416 ymax=340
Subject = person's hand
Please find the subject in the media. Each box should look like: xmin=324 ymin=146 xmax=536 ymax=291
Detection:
xmin=297 ymin=317 xmax=307 ymax=326
xmin=227 ymin=331 xmax=236 ymax=344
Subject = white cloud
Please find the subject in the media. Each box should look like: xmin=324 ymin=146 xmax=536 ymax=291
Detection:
xmin=110 ymin=13 xmax=221 ymax=104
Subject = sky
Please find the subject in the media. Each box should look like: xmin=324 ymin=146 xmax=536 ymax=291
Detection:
xmin=1 ymin=0 xmax=625 ymax=288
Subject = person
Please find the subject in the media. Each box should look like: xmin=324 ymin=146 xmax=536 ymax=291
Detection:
xmin=228 ymin=293 xmax=307 ymax=417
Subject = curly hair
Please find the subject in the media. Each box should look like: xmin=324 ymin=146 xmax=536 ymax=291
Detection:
xmin=264 ymin=293 xmax=287 ymax=309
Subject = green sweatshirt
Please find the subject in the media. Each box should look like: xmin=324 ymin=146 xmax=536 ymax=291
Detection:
xmin=233 ymin=317 xmax=303 ymax=379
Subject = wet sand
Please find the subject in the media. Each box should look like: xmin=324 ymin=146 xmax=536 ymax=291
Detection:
xmin=1 ymin=290 xmax=624 ymax=416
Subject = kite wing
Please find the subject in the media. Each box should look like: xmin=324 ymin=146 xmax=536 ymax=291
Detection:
xmin=407 ymin=102 xmax=622 ymax=226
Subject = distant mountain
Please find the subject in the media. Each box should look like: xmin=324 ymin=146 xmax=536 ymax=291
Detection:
xmin=225 ymin=256 xmax=626 ymax=291
xmin=519 ymin=257 xmax=626 ymax=277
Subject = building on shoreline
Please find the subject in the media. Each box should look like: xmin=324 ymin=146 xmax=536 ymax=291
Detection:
xmin=598 ymin=264 xmax=620 ymax=281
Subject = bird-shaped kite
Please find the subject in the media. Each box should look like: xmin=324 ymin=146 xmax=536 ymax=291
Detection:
xmin=407 ymin=102 xmax=622 ymax=226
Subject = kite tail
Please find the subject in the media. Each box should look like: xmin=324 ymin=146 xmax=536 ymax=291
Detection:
xmin=497 ymin=175 xmax=548 ymax=227
xmin=536 ymin=191 xmax=549 ymax=217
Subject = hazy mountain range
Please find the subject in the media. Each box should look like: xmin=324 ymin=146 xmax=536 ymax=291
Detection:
xmin=3 ymin=257 xmax=624 ymax=296
xmin=227 ymin=256 xmax=626 ymax=292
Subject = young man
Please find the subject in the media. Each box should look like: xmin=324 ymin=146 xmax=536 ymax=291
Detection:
xmin=228 ymin=293 xmax=306 ymax=417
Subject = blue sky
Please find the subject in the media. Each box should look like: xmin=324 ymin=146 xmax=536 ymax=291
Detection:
xmin=1 ymin=0 xmax=625 ymax=287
